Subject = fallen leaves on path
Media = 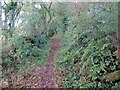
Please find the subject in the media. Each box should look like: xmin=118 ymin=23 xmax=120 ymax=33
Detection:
xmin=11 ymin=39 xmax=61 ymax=88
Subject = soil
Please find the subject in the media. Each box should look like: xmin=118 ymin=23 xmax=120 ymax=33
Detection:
xmin=11 ymin=39 xmax=62 ymax=88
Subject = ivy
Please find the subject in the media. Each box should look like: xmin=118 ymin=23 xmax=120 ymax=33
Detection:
xmin=56 ymin=2 xmax=119 ymax=88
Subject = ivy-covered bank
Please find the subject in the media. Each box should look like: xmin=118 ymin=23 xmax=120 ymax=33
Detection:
xmin=55 ymin=2 xmax=120 ymax=88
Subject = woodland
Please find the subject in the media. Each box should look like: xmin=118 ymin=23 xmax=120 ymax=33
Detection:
xmin=0 ymin=1 xmax=120 ymax=88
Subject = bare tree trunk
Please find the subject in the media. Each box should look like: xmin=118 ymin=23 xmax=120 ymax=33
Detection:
xmin=117 ymin=28 xmax=120 ymax=60
xmin=118 ymin=2 xmax=120 ymax=60
xmin=118 ymin=42 xmax=120 ymax=60
xmin=40 ymin=2 xmax=52 ymax=34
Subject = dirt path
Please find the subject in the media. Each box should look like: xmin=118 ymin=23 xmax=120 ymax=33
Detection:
xmin=38 ymin=39 xmax=61 ymax=88
xmin=11 ymin=39 xmax=61 ymax=88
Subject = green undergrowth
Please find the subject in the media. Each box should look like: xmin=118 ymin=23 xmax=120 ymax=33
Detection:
xmin=55 ymin=2 xmax=119 ymax=88
xmin=2 ymin=34 xmax=50 ymax=86
xmin=56 ymin=29 xmax=119 ymax=88
xmin=50 ymin=31 xmax=64 ymax=40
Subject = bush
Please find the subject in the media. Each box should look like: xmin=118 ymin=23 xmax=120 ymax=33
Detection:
xmin=2 ymin=33 xmax=50 ymax=85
